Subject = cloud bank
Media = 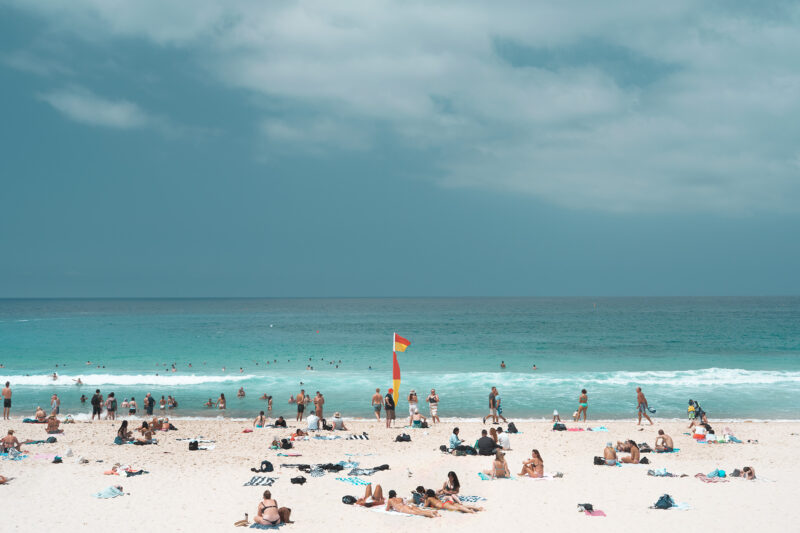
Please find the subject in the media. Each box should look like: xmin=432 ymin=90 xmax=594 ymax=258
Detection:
xmin=10 ymin=1 xmax=800 ymax=213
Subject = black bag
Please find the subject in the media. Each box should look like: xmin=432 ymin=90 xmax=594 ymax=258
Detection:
xmin=281 ymin=438 xmax=293 ymax=450
xmin=639 ymin=457 xmax=650 ymax=464
xmin=260 ymin=460 xmax=274 ymax=472
xmin=420 ymin=421 xmax=429 ymax=428
xmin=440 ymin=445 xmax=448 ymax=452
xmin=462 ymin=446 xmax=477 ymax=455
xmin=578 ymin=503 xmax=593 ymax=511
xmin=188 ymin=440 xmax=199 ymax=451
xmin=553 ymin=423 xmax=567 ymax=431
xmin=731 ymin=469 xmax=742 ymax=477
xmin=395 ymin=433 xmax=411 ymax=442
xmin=593 ymin=456 xmax=605 ymax=465
xmin=638 ymin=443 xmax=652 ymax=453
xmin=290 ymin=476 xmax=306 ymax=485
xmin=46 ymin=436 xmax=57 ymax=443
xmin=507 ymin=422 xmax=519 ymax=434
xmin=654 ymin=494 xmax=674 ymax=509
xmin=342 ymin=495 xmax=356 ymax=505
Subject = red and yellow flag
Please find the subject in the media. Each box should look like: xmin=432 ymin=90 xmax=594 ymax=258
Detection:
xmin=394 ymin=333 xmax=411 ymax=352
xmin=392 ymin=333 xmax=410 ymax=404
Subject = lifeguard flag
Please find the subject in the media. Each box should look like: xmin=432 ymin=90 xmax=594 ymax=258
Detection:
xmin=394 ymin=333 xmax=411 ymax=352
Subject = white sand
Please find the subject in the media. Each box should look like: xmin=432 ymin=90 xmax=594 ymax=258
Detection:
xmin=1 ymin=417 xmax=798 ymax=531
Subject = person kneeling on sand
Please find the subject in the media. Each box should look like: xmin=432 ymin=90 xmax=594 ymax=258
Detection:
xmin=518 ymin=449 xmax=544 ymax=477
xmin=45 ymin=414 xmax=62 ymax=434
xmin=483 ymin=450 xmax=510 ymax=478
xmin=620 ymin=440 xmax=640 ymax=464
xmin=255 ymin=490 xmax=291 ymax=526
xmin=424 ymin=488 xmax=483 ymax=513
xmin=655 ymin=429 xmax=674 ymax=452
xmin=603 ymin=442 xmax=618 ymax=465
xmin=355 ymin=483 xmax=385 ymax=507
xmin=385 ymin=490 xmax=439 ymax=517
xmin=1 ymin=430 xmax=21 ymax=452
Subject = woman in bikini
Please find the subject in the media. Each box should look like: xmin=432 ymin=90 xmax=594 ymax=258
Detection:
xmin=136 ymin=421 xmax=152 ymax=443
xmin=483 ymin=450 xmax=510 ymax=478
xmin=519 ymin=449 xmax=544 ymax=477
xmin=424 ymin=489 xmax=483 ymax=513
xmin=355 ymin=483 xmax=385 ymax=507
xmin=253 ymin=411 xmax=266 ymax=428
xmin=489 ymin=427 xmax=498 ymax=443
xmin=117 ymin=420 xmax=132 ymax=441
xmin=217 ymin=393 xmax=226 ymax=410
xmin=436 ymin=471 xmax=461 ymax=502
xmin=576 ymin=389 xmax=588 ymax=421
xmin=254 ymin=490 xmax=284 ymax=526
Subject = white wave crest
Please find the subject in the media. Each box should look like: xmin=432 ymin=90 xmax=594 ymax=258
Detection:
xmin=0 ymin=373 xmax=256 ymax=387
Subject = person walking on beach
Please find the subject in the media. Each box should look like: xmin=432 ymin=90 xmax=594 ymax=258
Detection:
xmin=576 ymin=389 xmax=588 ymax=421
xmin=314 ymin=391 xmax=324 ymax=418
xmin=2 ymin=382 xmax=11 ymax=420
xmin=407 ymin=389 xmax=418 ymax=426
xmin=372 ymin=388 xmax=383 ymax=421
xmin=51 ymin=393 xmax=60 ymax=415
xmin=295 ymin=389 xmax=306 ymax=421
xmin=384 ymin=388 xmax=396 ymax=428
xmin=91 ymin=389 xmax=103 ymax=420
xmin=636 ymin=387 xmax=653 ymax=425
xmin=427 ymin=389 xmax=440 ymax=424
xmin=483 ymin=387 xmax=498 ymax=424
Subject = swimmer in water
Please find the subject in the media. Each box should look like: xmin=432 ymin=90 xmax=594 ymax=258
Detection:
xmin=52 ymin=372 xmax=58 ymax=380
xmin=73 ymin=378 xmax=83 ymax=386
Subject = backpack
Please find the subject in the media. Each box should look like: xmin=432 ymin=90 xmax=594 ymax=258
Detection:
xmin=639 ymin=457 xmax=650 ymax=464
xmin=188 ymin=440 xmax=199 ymax=451
xmin=290 ymin=476 xmax=306 ymax=485
xmin=507 ymin=422 xmax=519 ymax=434
xmin=593 ymin=456 xmax=606 ymax=466
xmin=638 ymin=443 xmax=652 ymax=453
xmin=654 ymin=494 xmax=674 ymax=509
xmin=260 ymin=460 xmax=274 ymax=473
xmin=281 ymin=438 xmax=293 ymax=450
xmin=439 ymin=445 xmax=448 ymax=453
xmin=342 ymin=495 xmax=356 ymax=505
xmin=395 ymin=433 xmax=411 ymax=442
xmin=553 ymin=423 xmax=567 ymax=431
xmin=420 ymin=421 xmax=429 ymax=429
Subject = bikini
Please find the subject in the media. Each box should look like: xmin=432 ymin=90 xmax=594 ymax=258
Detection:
xmin=258 ymin=502 xmax=280 ymax=525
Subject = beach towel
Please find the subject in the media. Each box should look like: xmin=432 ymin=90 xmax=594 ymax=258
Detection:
xmin=655 ymin=448 xmax=680 ymax=453
xmin=369 ymin=507 xmax=417 ymax=517
xmin=695 ymin=473 xmax=729 ymax=483
xmin=244 ymin=476 xmax=277 ymax=487
xmin=277 ymin=453 xmax=302 ymax=457
xmin=567 ymin=428 xmax=585 ymax=432
xmin=585 ymin=510 xmax=606 ymax=517
xmin=518 ymin=473 xmax=556 ymax=480
xmin=312 ymin=435 xmax=341 ymax=440
xmin=22 ymin=418 xmax=46 ymax=423
xmin=93 ymin=486 xmax=124 ymax=499
xmin=249 ymin=522 xmax=284 ymax=529
xmin=447 ymin=495 xmax=486 ymax=503
xmin=478 ymin=472 xmax=515 ymax=481
xmin=347 ymin=433 xmax=369 ymax=440
xmin=175 ymin=437 xmax=214 ymax=443
xmin=336 ymin=476 xmax=371 ymax=486
xmin=33 ymin=453 xmax=56 ymax=460
xmin=125 ymin=469 xmax=148 ymax=477
xmin=588 ymin=426 xmax=609 ymax=432
xmin=0 ymin=452 xmax=27 ymax=461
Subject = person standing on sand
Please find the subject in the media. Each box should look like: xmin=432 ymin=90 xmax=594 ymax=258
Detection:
xmin=314 ymin=391 xmax=324 ymax=418
xmin=371 ymin=388 xmax=383 ymax=421
xmin=636 ymin=387 xmax=653 ymax=425
xmin=426 ymin=389 xmax=440 ymax=424
xmin=295 ymin=389 xmax=306 ymax=421
xmin=91 ymin=389 xmax=103 ymax=420
xmin=384 ymin=389 xmax=396 ymax=428
xmin=51 ymin=393 xmax=60 ymax=415
xmin=2 ymin=382 xmax=11 ymax=420
xmin=482 ymin=387 xmax=498 ymax=424
xmin=407 ymin=390 xmax=418 ymax=426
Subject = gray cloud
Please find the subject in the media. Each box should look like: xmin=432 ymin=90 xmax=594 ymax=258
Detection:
xmin=39 ymin=86 xmax=151 ymax=129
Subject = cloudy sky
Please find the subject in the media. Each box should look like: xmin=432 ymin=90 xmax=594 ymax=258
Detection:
xmin=2 ymin=1 xmax=799 ymax=297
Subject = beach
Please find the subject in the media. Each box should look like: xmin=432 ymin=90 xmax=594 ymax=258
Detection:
xmin=2 ymin=417 xmax=798 ymax=531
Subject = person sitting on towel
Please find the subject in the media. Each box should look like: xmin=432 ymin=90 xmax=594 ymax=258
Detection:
xmin=332 ymin=412 xmax=347 ymax=431
xmin=483 ymin=450 xmax=510 ymax=478
xmin=254 ymin=490 xmax=291 ymax=526
xmin=655 ymin=429 xmax=674 ymax=452
xmin=253 ymin=411 xmax=267 ymax=428
xmin=603 ymin=442 xmax=618 ymax=465
xmin=475 ymin=429 xmax=497 ymax=456
xmin=355 ymin=483 xmax=385 ymax=507
xmin=620 ymin=440 xmax=640 ymax=463
xmin=35 ymin=406 xmax=47 ymax=423
xmin=518 ymin=449 xmax=544 ymax=478
xmin=136 ymin=422 xmax=153 ymax=444
xmin=306 ymin=412 xmax=321 ymax=431
xmin=45 ymin=415 xmax=61 ymax=434
xmin=411 ymin=407 xmax=427 ymax=428
xmin=1 ymin=430 xmax=20 ymax=452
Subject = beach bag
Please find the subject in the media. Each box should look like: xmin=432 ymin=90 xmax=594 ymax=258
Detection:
xmin=420 ymin=421 xmax=429 ymax=428
xmin=731 ymin=469 xmax=742 ymax=477
xmin=290 ymin=476 xmax=306 ymax=485
xmin=260 ymin=461 xmax=274 ymax=473
xmin=395 ymin=433 xmax=411 ymax=442
xmin=639 ymin=457 xmax=650 ymax=464
xmin=577 ymin=503 xmax=593 ymax=512
xmin=638 ymin=443 xmax=652 ymax=453
xmin=188 ymin=440 xmax=199 ymax=451
xmin=342 ymin=495 xmax=356 ymax=505
xmin=593 ymin=456 xmax=605 ymax=466
xmin=46 ymin=436 xmax=57 ymax=443
xmin=553 ymin=423 xmax=567 ymax=431
xmin=440 ymin=445 xmax=448 ymax=453
xmin=507 ymin=422 xmax=519 ymax=434
xmin=281 ymin=438 xmax=293 ymax=450
xmin=654 ymin=494 xmax=674 ymax=509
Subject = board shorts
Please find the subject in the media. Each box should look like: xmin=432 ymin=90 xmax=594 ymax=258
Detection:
xmin=638 ymin=403 xmax=647 ymax=414
xmin=297 ymin=404 xmax=304 ymax=413
xmin=129 ymin=409 xmax=136 ymax=414
xmin=385 ymin=408 xmax=395 ymax=420
xmin=3 ymin=398 xmax=10 ymax=408
xmin=92 ymin=406 xmax=102 ymax=415
xmin=373 ymin=405 xmax=381 ymax=413
xmin=489 ymin=407 xmax=497 ymax=415
xmin=409 ymin=404 xmax=417 ymax=416
xmin=430 ymin=403 xmax=438 ymax=416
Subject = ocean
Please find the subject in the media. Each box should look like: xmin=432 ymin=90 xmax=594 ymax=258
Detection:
xmin=1 ymin=297 xmax=798 ymax=420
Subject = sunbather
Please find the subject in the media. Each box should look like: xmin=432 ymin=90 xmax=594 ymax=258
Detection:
xmin=424 ymin=489 xmax=483 ymax=513
xmin=355 ymin=483 xmax=385 ymax=507
xmin=616 ymin=440 xmax=632 ymax=452
xmin=45 ymin=415 xmax=61 ymax=434
xmin=385 ymin=490 xmax=439 ymax=517
xmin=436 ymin=471 xmax=461 ymax=502
xmin=620 ymin=440 xmax=640 ymax=464
xmin=0 ymin=475 xmax=7 ymax=484
xmin=483 ymin=450 xmax=510 ymax=478
xmin=411 ymin=407 xmax=426 ymax=428
xmin=603 ymin=442 xmax=618 ymax=465
xmin=254 ymin=411 xmax=267 ymax=428
xmin=655 ymin=429 xmax=674 ymax=452
xmin=254 ymin=490 xmax=289 ymax=526
xmin=35 ymin=406 xmax=46 ymax=423
xmin=518 ymin=449 xmax=544 ymax=477
xmin=136 ymin=422 xmax=153 ymax=443
xmin=117 ymin=421 xmax=132 ymax=441
xmin=1 ymin=430 xmax=20 ymax=451
xmin=743 ymin=466 xmax=756 ymax=480
xmin=332 ymin=412 xmax=347 ymax=430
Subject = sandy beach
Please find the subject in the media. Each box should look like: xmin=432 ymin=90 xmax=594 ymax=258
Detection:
xmin=1 ymin=416 xmax=798 ymax=531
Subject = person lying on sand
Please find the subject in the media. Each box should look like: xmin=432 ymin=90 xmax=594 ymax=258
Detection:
xmin=424 ymin=489 xmax=483 ymax=513
xmin=743 ymin=466 xmax=756 ymax=480
xmin=385 ymin=490 xmax=439 ymax=517
xmin=45 ymin=415 xmax=61 ymax=434
xmin=620 ymin=440 xmax=640 ymax=464
xmin=355 ymin=483 xmax=385 ymax=507
xmin=1 ymin=430 xmax=21 ymax=451
xmin=255 ymin=490 xmax=290 ymax=526
xmin=603 ymin=442 xmax=618 ymax=465
xmin=35 ymin=406 xmax=47 ymax=423
xmin=655 ymin=429 xmax=674 ymax=452
xmin=518 ymin=449 xmax=544 ymax=477
xmin=483 ymin=450 xmax=510 ymax=478
xmin=0 ymin=475 xmax=7 ymax=484
xmin=136 ymin=422 xmax=153 ymax=443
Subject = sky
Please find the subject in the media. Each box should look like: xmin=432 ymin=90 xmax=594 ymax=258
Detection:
xmin=1 ymin=1 xmax=799 ymax=297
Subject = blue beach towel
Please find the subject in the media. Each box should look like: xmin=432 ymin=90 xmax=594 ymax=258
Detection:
xmin=335 ymin=476 xmax=371 ymax=486
xmin=478 ymin=472 xmax=515 ymax=481
xmin=589 ymin=426 xmax=609 ymax=432
xmin=1 ymin=452 xmax=28 ymax=461
xmin=656 ymin=448 xmax=680 ymax=453
xmin=449 ymin=495 xmax=486 ymax=503
xmin=249 ymin=523 xmax=283 ymax=529
xmin=93 ymin=486 xmax=124 ymax=499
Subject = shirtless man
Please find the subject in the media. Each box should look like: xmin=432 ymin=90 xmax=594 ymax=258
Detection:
xmin=371 ymin=388 xmax=382 ymax=421
xmin=2 ymin=382 xmax=10 ymax=420
xmin=655 ymin=429 xmax=674 ymax=452
xmin=636 ymin=387 xmax=653 ymax=425
xmin=295 ymin=390 xmax=306 ymax=421
xmin=385 ymin=490 xmax=439 ymax=518
xmin=603 ymin=442 xmax=618 ymax=465
xmin=1 ymin=430 xmax=20 ymax=452
xmin=237 ymin=387 xmax=246 ymax=398
xmin=620 ymin=440 xmax=640 ymax=463
xmin=313 ymin=391 xmax=324 ymax=418
xmin=482 ymin=386 xmax=498 ymax=424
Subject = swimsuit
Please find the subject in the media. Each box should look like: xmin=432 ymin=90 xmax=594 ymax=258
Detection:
xmin=258 ymin=503 xmax=280 ymax=525
xmin=297 ymin=403 xmax=304 ymax=413
xmin=579 ymin=403 xmax=588 ymax=408
xmin=373 ymin=404 xmax=381 ymax=412
xmin=3 ymin=398 xmax=10 ymax=408
xmin=638 ymin=402 xmax=647 ymax=413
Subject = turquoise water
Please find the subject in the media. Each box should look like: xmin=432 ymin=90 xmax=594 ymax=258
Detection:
xmin=1 ymin=297 xmax=798 ymax=420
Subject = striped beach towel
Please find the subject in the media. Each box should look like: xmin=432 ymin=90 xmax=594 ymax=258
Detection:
xmin=346 ymin=433 xmax=369 ymax=440
xmin=336 ymin=476 xmax=371 ymax=486
xmin=244 ymin=476 xmax=277 ymax=487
